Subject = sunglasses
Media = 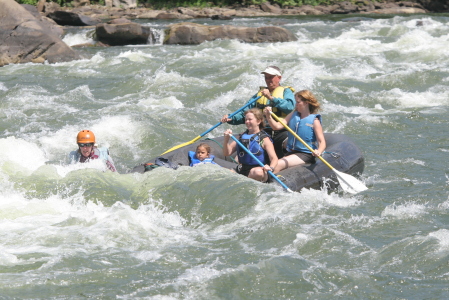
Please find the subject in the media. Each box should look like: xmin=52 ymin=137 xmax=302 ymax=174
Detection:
xmin=78 ymin=143 xmax=94 ymax=147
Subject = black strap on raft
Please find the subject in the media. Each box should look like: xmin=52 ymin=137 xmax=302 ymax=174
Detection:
xmin=144 ymin=157 xmax=178 ymax=172
xmin=155 ymin=157 xmax=178 ymax=169
xmin=205 ymin=137 xmax=239 ymax=163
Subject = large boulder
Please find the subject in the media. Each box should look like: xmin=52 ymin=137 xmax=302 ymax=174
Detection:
xmin=370 ymin=7 xmax=426 ymax=14
xmin=418 ymin=0 xmax=448 ymax=12
xmin=47 ymin=10 xmax=101 ymax=26
xmin=73 ymin=0 xmax=89 ymax=7
xmin=20 ymin=3 xmax=63 ymax=37
xmin=95 ymin=22 xmax=155 ymax=46
xmin=0 ymin=0 xmax=79 ymax=67
xmin=260 ymin=1 xmax=282 ymax=14
xmin=164 ymin=22 xmax=297 ymax=45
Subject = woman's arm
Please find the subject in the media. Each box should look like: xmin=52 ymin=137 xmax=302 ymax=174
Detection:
xmin=312 ymin=118 xmax=326 ymax=157
xmin=264 ymin=107 xmax=292 ymax=131
xmin=262 ymin=137 xmax=278 ymax=171
xmin=223 ymin=129 xmax=237 ymax=156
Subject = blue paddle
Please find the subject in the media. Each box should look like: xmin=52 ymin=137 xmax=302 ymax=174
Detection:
xmin=162 ymin=96 xmax=262 ymax=155
xmin=229 ymin=135 xmax=293 ymax=192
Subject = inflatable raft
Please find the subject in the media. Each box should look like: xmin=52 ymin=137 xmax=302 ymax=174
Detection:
xmin=131 ymin=133 xmax=365 ymax=193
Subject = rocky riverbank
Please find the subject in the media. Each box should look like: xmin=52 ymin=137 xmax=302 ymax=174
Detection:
xmin=1 ymin=0 xmax=446 ymax=67
xmin=43 ymin=1 xmax=437 ymax=21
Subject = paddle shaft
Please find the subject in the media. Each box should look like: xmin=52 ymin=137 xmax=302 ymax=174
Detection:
xmin=269 ymin=112 xmax=334 ymax=170
xmin=199 ymin=96 xmax=262 ymax=137
xmin=229 ymin=135 xmax=292 ymax=192
xmin=161 ymin=96 xmax=261 ymax=155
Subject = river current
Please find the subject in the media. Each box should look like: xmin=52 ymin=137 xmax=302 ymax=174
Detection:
xmin=1 ymin=13 xmax=449 ymax=299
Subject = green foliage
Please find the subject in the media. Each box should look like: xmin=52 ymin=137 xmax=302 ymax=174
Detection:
xmin=14 ymin=0 xmax=74 ymax=7
xmin=15 ymin=0 xmax=38 ymax=5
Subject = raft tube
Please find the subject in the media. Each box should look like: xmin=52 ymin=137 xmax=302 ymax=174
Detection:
xmin=131 ymin=133 xmax=365 ymax=193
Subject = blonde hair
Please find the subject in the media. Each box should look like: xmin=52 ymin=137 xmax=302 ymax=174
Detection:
xmin=245 ymin=108 xmax=265 ymax=130
xmin=295 ymin=90 xmax=321 ymax=114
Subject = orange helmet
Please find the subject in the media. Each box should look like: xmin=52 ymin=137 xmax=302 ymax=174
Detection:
xmin=77 ymin=130 xmax=95 ymax=144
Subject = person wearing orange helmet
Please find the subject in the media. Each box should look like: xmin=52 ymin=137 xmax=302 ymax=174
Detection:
xmin=69 ymin=130 xmax=117 ymax=172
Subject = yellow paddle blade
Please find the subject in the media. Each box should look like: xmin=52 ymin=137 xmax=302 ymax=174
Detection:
xmin=161 ymin=136 xmax=202 ymax=155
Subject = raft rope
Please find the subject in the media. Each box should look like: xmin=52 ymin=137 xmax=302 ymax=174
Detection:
xmin=323 ymin=151 xmax=339 ymax=158
xmin=205 ymin=137 xmax=239 ymax=163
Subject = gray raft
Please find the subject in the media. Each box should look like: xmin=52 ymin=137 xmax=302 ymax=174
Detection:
xmin=131 ymin=133 xmax=365 ymax=193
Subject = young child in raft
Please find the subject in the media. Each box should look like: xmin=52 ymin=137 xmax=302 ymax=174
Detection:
xmin=188 ymin=143 xmax=218 ymax=167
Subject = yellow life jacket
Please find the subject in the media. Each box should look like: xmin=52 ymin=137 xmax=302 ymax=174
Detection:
xmin=256 ymin=86 xmax=295 ymax=118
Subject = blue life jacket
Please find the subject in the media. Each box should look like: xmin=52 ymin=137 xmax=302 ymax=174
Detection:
xmin=69 ymin=147 xmax=110 ymax=162
xmin=188 ymin=151 xmax=217 ymax=166
xmin=97 ymin=147 xmax=110 ymax=161
xmin=68 ymin=147 xmax=116 ymax=172
xmin=237 ymin=130 xmax=270 ymax=166
xmin=286 ymin=112 xmax=321 ymax=154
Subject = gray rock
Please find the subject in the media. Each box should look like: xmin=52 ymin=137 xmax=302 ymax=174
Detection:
xmin=47 ymin=10 xmax=101 ymax=26
xmin=72 ymin=0 xmax=90 ymax=7
xmin=164 ymin=22 xmax=297 ymax=45
xmin=95 ymin=22 xmax=154 ymax=46
xmin=156 ymin=12 xmax=191 ymax=19
xmin=332 ymin=1 xmax=359 ymax=14
xmin=111 ymin=0 xmax=136 ymax=9
xmin=0 ymin=0 xmax=79 ymax=67
xmin=177 ymin=7 xmax=198 ymax=17
xmin=211 ymin=15 xmax=234 ymax=20
xmin=418 ymin=0 xmax=448 ymax=12
xmin=43 ymin=1 xmax=60 ymax=13
xmin=20 ymin=3 xmax=63 ymax=37
xmin=136 ymin=10 xmax=163 ymax=19
xmin=108 ymin=17 xmax=131 ymax=24
xmin=36 ymin=0 xmax=45 ymax=12
xmin=260 ymin=1 xmax=282 ymax=14
xmin=369 ymin=7 xmax=427 ymax=14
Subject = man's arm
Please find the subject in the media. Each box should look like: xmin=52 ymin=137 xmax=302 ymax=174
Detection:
xmin=271 ymin=88 xmax=295 ymax=115
xmin=228 ymin=94 xmax=259 ymax=125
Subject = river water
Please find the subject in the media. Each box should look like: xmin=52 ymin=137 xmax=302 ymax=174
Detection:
xmin=1 ymin=13 xmax=449 ymax=299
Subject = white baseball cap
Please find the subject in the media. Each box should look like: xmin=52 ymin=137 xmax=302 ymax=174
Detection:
xmin=261 ymin=66 xmax=282 ymax=76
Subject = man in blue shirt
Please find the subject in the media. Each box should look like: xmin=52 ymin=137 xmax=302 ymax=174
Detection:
xmin=221 ymin=66 xmax=295 ymax=158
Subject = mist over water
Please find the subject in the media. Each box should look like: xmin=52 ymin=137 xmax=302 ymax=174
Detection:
xmin=1 ymin=13 xmax=449 ymax=299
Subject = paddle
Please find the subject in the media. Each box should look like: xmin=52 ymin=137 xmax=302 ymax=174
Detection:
xmin=229 ymin=134 xmax=293 ymax=193
xmin=161 ymin=96 xmax=262 ymax=155
xmin=269 ymin=112 xmax=368 ymax=194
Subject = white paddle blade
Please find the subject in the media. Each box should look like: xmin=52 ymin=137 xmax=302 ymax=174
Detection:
xmin=334 ymin=169 xmax=368 ymax=194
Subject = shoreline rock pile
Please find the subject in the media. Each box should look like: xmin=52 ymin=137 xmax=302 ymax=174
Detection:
xmin=49 ymin=0 xmax=433 ymax=20
xmin=1 ymin=0 xmax=447 ymax=67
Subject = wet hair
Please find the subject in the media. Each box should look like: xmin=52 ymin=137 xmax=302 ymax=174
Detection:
xmin=245 ymin=108 xmax=265 ymax=130
xmin=295 ymin=90 xmax=321 ymax=114
xmin=196 ymin=143 xmax=211 ymax=154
